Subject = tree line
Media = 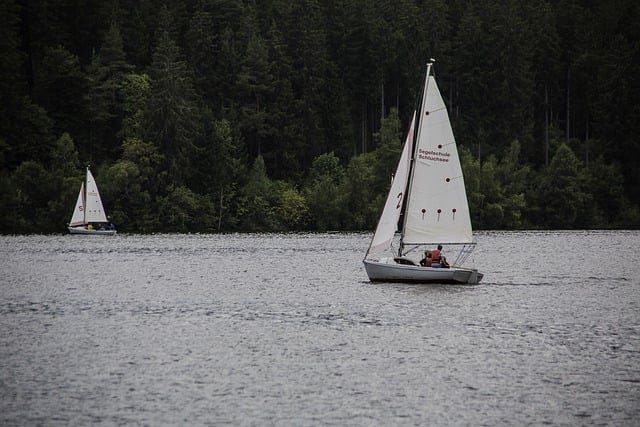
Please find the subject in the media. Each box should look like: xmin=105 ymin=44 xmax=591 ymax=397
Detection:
xmin=1 ymin=0 xmax=639 ymax=233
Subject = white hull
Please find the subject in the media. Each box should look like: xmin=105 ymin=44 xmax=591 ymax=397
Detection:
xmin=364 ymin=259 xmax=482 ymax=284
xmin=68 ymin=226 xmax=116 ymax=236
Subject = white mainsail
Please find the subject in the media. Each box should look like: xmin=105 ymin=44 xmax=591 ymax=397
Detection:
xmin=69 ymin=183 xmax=85 ymax=227
xmin=402 ymin=74 xmax=473 ymax=244
xmin=84 ymin=169 xmax=108 ymax=223
xmin=367 ymin=112 xmax=416 ymax=256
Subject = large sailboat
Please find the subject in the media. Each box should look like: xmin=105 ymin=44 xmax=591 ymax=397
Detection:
xmin=67 ymin=167 xmax=116 ymax=235
xmin=363 ymin=62 xmax=482 ymax=284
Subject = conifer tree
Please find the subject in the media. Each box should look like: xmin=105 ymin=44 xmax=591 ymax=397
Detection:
xmin=145 ymin=25 xmax=199 ymax=184
xmin=85 ymin=22 xmax=133 ymax=159
xmin=33 ymin=46 xmax=88 ymax=155
xmin=0 ymin=0 xmax=54 ymax=170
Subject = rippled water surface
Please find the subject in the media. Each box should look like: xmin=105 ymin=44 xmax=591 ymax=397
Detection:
xmin=1 ymin=231 xmax=639 ymax=425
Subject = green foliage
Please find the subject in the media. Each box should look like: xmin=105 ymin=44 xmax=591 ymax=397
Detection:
xmin=100 ymin=159 xmax=144 ymax=231
xmin=237 ymin=155 xmax=277 ymax=231
xmin=46 ymin=133 xmax=82 ymax=225
xmin=1 ymin=0 xmax=639 ymax=233
xmin=120 ymin=137 xmax=165 ymax=193
xmin=306 ymin=152 xmax=344 ymax=185
xmin=0 ymin=0 xmax=56 ymax=170
xmin=582 ymin=155 xmax=627 ymax=227
xmin=85 ymin=22 xmax=133 ymax=159
xmin=531 ymin=143 xmax=589 ymax=228
xmin=372 ymin=109 xmax=403 ymax=193
xmin=12 ymin=161 xmax=57 ymax=232
xmin=157 ymin=185 xmax=209 ymax=233
xmin=145 ymin=28 xmax=199 ymax=184
xmin=459 ymin=146 xmax=482 ymax=225
xmin=341 ymin=153 xmax=379 ymax=230
xmin=304 ymin=152 xmax=345 ymax=230
xmin=0 ymin=171 xmax=22 ymax=232
xmin=272 ymin=182 xmax=309 ymax=231
xmin=50 ymin=133 xmax=80 ymax=177
xmin=33 ymin=46 xmax=88 ymax=147
xmin=120 ymin=73 xmax=151 ymax=140
xmin=99 ymin=137 xmax=165 ymax=232
xmin=460 ymin=141 xmax=529 ymax=229
xmin=237 ymin=33 xmax=274 ymax=159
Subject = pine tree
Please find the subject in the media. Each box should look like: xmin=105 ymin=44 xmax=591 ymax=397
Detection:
xmin=145 ymin=27 xmax=199 ymax=184
xmin=0 ymin=0 xmax=54 ymax=170
xmin=85 ymin=22 xmax=134 ymax=159
xmin=236 ymin=33 xmax=274 ymax=159
xmin=33 ymin=46 xmax=88 ymax=155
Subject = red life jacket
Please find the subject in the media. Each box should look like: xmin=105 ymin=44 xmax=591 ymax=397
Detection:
xmin=431 ymin=249 xmax=441 ymax=262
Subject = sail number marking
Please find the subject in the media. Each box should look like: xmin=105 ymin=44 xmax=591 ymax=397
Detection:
xmin=396 ymin=192 xmax=403 ymax=209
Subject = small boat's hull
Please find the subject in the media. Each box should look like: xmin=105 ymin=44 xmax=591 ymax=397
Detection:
xmin=364 ymin=259 xmax=482 ymax=284
xmin=68 ymin=226 xmax=116 ymax=236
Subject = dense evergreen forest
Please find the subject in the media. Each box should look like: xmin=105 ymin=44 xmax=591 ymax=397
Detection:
xmin=1 ymin=0 xmax=639 ymax=233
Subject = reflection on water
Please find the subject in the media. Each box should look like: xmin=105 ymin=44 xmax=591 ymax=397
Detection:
xmin=1 ymin=231 xmax=639 ymax=425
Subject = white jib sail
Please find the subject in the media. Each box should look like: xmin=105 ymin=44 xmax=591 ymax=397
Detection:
xmin=69 ymin=183 xmax=85 ymax=226
xmin=367 ymin=112 xmax=416 ymax=257
xmin=84 ymin=169 xmax=108 ymax=223
xmin=403 ymin=75 xmax=473 ymax=244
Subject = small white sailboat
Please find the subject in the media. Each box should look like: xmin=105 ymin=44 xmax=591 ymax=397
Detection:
xmin=67 ymin=167 xmax=116 ymax=235
xmin=364 ymin=62 xmax=482 ymax=284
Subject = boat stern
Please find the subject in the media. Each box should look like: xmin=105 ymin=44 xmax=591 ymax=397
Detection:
xmin=454 ymin=268 xmax=483 ymax=284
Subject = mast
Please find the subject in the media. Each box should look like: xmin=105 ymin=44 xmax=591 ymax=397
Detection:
xmin=399 ymin=61 xmax=433 ymax=256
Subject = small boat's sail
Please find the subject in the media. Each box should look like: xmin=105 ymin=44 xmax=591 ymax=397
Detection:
xmin=67 ymin=167 xmax=116 ymax=235
xmin=69 ymin=183 xmax=85 ymax=227
xmin=84 ymin=169 xmax=108 ymax=223
xmin=366 ymin=112 xmax=415 ymax=257
xmin=364 ymin=62 xmax=482 ymax=284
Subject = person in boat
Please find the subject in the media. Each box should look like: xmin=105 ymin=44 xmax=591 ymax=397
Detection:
xmin=420 ymin=251 xmax=433 ymax=267
xmin=431 ymin=245 xmax=450 ymax=268
xmin=431 ymin=245 xmax=442 ymax=263
xmin=105 ymin=216 xmax=116 ymax=231
xmin=87 ymin=223 xmax=94 ymax=230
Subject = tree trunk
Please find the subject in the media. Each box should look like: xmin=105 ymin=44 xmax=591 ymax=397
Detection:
xmin=566 ymin=67 xmax=570 ymax=142
xmin=585 ymin=116 xmax=589 ymax=167
xmin=545 ymin=84 xmax=549 ymax=166
xmin=361 ymin=100 xmax=367 ymax=153
xmin=218 ymin=186 xmax=224 ymax=232
xmin=380 ymin=80 xmax=384 ymax=122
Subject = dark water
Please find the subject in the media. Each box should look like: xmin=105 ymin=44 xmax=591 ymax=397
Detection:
xmin=1 ymin=231 xmax=638 ymax=426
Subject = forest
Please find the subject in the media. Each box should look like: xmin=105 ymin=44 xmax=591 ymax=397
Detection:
xmin=1 ymin=0 xmax=639 ymax=233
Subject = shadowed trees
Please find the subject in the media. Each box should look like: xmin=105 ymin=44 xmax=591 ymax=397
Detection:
xmin=1 ymin=0 xmax=638 ymax=233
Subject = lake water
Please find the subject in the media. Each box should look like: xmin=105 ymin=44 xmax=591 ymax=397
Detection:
xmin=1 ymin=231 xmax=639 ymax=426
